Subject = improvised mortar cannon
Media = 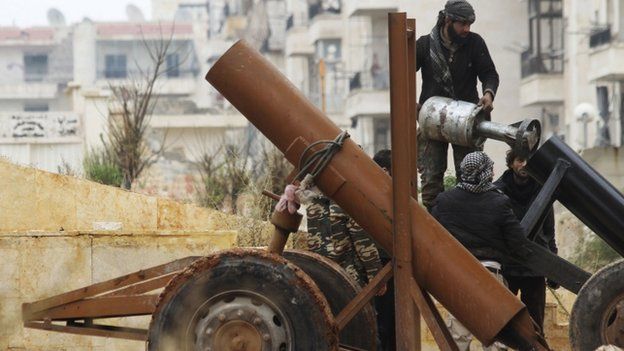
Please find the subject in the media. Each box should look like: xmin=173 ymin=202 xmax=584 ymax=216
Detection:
xmin=20 ymin=13 xmax=624 ymax=351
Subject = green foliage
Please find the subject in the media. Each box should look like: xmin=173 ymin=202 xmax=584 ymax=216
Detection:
xmin=443 ymin=174 xmax=457 ymax=190
xmin=571 ymin=234 xmax=621 ymax=273
xmin=83 ymin=148 xmax=123 ymax=187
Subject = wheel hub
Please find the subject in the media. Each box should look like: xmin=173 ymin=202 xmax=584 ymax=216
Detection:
xmin=602 ymin=297 xmax=624 ymax=347
xmin=193 ymin=291 xmax=290 ymax=351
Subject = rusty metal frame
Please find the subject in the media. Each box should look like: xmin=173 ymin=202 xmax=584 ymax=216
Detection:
xmin=22 ymin=256 xmax=200 ymax=341
xmin=388 ymin=12 xmax=421 ymax=350
xmin=389 ymin=13 xmax=458 ymax=351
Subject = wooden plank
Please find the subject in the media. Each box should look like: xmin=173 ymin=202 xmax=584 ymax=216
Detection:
xmin=23 ymin=256 xmax=199 ymax=318
xmin=29 ymin=295 xmax=160 ymax=321
xmin=408 ymin=278 xmax=459 ymax=351
xmin=24 ymin=322 xmax=147 ymax=341
xmin=335 ymin=262 xmax=393 ymax=330
xmin=101 ymin=272 xmax=177 ymax=297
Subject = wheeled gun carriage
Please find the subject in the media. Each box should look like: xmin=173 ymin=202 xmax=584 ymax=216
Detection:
xmin=21 ymin=14 xmax=624 ymax=351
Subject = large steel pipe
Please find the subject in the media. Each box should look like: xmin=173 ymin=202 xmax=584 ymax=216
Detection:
xmin=527 ymin=136 xmax=624 ymax=256
xmin=206 ymin=40 xmax=539 ymax=346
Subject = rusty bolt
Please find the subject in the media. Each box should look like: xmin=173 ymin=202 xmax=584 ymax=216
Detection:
xmin=218 ymin=313 xmax=226 ymax=322
xmin=237 ymin=309 xmax=244 ymax=318
xmin=253 ymin=317 xmax=262 ymax=326
xmin=262 ymin=333 xmax=270 ymax=341
xmin=205 ymin=328 xmax=213 ymax=336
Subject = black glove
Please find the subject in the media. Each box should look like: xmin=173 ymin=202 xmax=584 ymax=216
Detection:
xmin=547 ymin=279 xmax=560 ymax=290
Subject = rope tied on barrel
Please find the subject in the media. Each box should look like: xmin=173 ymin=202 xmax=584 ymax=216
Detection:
xmin=275 ymin=131 xmax=349 ymax=213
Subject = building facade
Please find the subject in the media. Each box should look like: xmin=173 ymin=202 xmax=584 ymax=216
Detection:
xmin=2 ymin=0 xmax=622 ymax=193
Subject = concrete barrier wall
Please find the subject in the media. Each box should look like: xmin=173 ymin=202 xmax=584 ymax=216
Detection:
xmin=0 ymin=159 xmax=250 ymax=350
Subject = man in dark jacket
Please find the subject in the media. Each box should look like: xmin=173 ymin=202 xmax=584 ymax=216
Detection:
xmin=432 ymin=151 xmax=532 ymax=350
xmin=417 ymin=0 xmax=500 ymax=210
xmin=494 ymin=149 xmax=558 ymax=336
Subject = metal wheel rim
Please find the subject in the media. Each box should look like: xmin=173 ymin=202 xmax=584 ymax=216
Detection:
xmin=185 ymin=290 xmax=292 ymax=351
xmin=600 ymin=292 xmax=624 ymax=347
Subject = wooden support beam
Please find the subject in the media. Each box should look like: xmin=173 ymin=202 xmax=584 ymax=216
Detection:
xmin=408 ymin=278 xmax=459 ymax=351
xmin=24 ymin=321 xmax=147 ymax=341
xmin=27 ymin=295 xmax=160 ymax=321
xmin=335 ymin=262 xmax=393 ymax=330
xmin=23 ymin=256 xmax=199 ymax=318
xmin=101 ymin=273 xmax=177 ymax=297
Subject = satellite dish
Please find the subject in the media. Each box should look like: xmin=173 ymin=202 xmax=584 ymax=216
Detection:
xmin=47 ymin=8 xmax=66 ymax=27
xmin=126 ymin=4 xmax=146 ymax=22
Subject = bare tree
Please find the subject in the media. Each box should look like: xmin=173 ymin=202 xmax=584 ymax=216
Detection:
xmin=104 ymin=27 xmax=182 ymax=189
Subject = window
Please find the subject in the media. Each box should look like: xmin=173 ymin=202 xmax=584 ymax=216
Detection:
xmin=24 ymin=102 xmax=49 ymax=112
xmin=521 ymin=0 xmax=564 ymax=77
xmin=166 ymin=54 xmax=180 ymax=78
xmin=105 ymin=55 xmax=127 ymax=78
xmin=24 ymin=54 xmax=48 ymax=82
xmin=374 ymin=118 xmax=390 ymax=153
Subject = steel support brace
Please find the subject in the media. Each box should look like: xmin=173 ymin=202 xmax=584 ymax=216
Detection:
xmin=521 ymin=158 xmax=570 ymax=240
xmin=389 ymin=12 xmax=420 ymax=350
xmin=390 ymin=13 xmax=458 ymax=350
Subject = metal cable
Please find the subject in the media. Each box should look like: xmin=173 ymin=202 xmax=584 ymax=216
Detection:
xmin=293 ymin=131 xmax=349 ymax=183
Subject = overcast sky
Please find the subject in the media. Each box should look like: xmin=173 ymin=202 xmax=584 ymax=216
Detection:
xmin=2 ymin=0 xmax=152 ymax=27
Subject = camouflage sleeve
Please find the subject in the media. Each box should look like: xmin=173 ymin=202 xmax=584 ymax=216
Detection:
xmin=348 ymin=217 xmax=383 ymax=283
xmin=306 ymin=197 xmax=332 ymax=257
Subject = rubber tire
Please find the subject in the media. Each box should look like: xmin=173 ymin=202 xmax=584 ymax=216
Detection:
xmin=147 ymin=250 xmax=338 ymax=351
xmin=283 ymin=250 xmax=378 ymax=350
xmin=570 ymin=259 xmax=624 ymax=351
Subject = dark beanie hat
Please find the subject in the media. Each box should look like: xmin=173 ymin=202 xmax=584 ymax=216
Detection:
xmin=444 ymin=0 xmax=476 ymax=23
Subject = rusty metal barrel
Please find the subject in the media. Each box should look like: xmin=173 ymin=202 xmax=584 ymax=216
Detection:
xmin=528 ymin=136 xmax=624 ymax=256
xmin=206 ymin=40 xmax=541 ymax=347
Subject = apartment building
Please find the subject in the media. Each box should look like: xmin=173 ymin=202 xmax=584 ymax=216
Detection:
xmin=7 ymin=0 xmax=624 ymax=189
xmin=284 ymin=0 xmax=529 ymax=170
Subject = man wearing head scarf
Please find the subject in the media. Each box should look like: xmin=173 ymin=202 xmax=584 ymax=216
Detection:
xmin=431 ymin=152 xmax=533 ymax=350
xmin=417 ymin=0 xmax=500 ymax=211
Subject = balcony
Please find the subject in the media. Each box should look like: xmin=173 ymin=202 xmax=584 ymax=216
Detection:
xmin=285 ymin=27 xmax=314 ymax=57
xmin=0 ymin=111 xmax=81 ymax=142
xmin=308 ymin=14 xmax=342 ymax=44
xmin=0 ymin=82 xmax=59 ymax=100
xmin=96 ymin=69 xmax=198 ymax=96
xmin=345 ymin=75 xmax=389 ymax=122
xmin=519 ymin=74 xmax=564 ymax=107
xmin=344 ymin=0 xmax=398 ymax=18
xmin=150 ymin=113 xmax=248 ymax=129
xmin=588 ymin=30 xmax=624 ymax=81
xmin=590 ymin=26 xmax=611 ymax=49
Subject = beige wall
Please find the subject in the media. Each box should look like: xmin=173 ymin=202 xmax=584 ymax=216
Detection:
xmin=0 ymin=158 xmax=253 ymax=350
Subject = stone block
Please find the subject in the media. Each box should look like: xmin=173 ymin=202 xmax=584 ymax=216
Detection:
xmin=34 ymin=171 xmax=79 ymax=232
xmin=0 ymin=237 xmax=22 ymax=298
xmin=75 ymin=179 xmax=158 ymax=232
xmin=91 ymin=231 xmax=237 ymax=282
xmin=0 ymin=162 xmax=37 ymax=232
xmin=18 ymin=235 xmax=92 ymax=300
xmin=156 ymin=198 xmax=184 ymax=230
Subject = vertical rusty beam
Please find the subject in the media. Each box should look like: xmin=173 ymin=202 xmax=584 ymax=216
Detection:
xmin=407 ymin=18 xmax=419 ymax=200
xmin=388 ymin=12 xmax=419 ymax=351
xmin=406 ymin=18 xmax=422 ymax=349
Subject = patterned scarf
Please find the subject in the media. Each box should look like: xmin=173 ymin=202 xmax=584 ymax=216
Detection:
xmin=429 ymin=22 xmax=455 ymax=99
xmin=457 ymin=151 xmax=496 ymax=193
xmin=444 ymin=0 xmax=476 ymax=23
